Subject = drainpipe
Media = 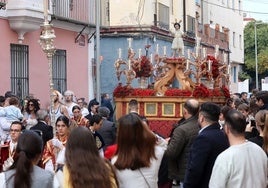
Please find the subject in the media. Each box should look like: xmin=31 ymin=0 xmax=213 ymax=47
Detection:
xmin=96 ymin=0 xmax=101 ymax=102
xmin=183 ymin=0 xmax=186 ymax=32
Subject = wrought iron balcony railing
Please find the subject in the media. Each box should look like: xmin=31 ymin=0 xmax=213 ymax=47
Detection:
xmin=51 ymin=0 xmax=95 ymax=25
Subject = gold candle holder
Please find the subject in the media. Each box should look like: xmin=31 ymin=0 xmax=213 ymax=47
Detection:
xmin=39 ymin=18 xmax=56 ymax=134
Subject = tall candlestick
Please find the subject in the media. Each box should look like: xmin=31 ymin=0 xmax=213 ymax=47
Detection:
xmin=43 ymin=0 xmax=48 ymax=21
xmin=215 ymin=45 xmax=219 ymax=57
xmin=223 ymin=52 xmax=227 ymax=63
xmin=208 ymin=60 xmax=211 ymax=71
xmin=138 ymin=48 xmax=142 ymax=58
xmin=186 ymin=60 xmax=189 ymax=70
xmin=150 ymin=53 xmax=153 ymax=64
xmin=156 ymin=44 xmax=159 ymax=54
xmin=187 ymin=49 xmax=191 ymax=59
xmin=227 ymin=65 xmax=230 ymax=74
xmin=163 ymin=46 xmax=167 ymax=56
xmin=202 ymin=48 xmax=207 ymax=59
xmin=196 ymin=37 xmax=201 ymax=57
xmin=128 ymin=59 xmax=131 ymax=70
xmin=118 ymin=48 xmax=122 ymax=59
xmin=127 ymin=38 xmax=133 ymax=49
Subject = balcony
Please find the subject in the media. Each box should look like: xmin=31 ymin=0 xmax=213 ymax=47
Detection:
xmin=51 ymin=0 xmax=94 ymax=25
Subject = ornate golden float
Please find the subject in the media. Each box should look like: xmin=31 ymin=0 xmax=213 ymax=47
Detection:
xmin=113 ymin=38 xmax=230 ymax=137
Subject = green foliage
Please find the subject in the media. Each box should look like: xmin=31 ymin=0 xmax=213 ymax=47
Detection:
xmin=238 ymin=71 xmax=250 ymax=81
xmin=244 ymin=21 xmax=268 ymax=73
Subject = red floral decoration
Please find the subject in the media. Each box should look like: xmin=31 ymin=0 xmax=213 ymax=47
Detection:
xmin=113 ymin=83 xmax=133 ymax=97
xmin=201 ymin=55 xmax=220 ymax=79
xmin=192 ymin=84 xmax=210 ymax=98
xmin=221 ymin=86 xmax=230 ymax=98
xmin=113 ymin=84 xmax=230 ymax=98
xmin=209 ymin=88 xmax=222 ymax=97
xmin=165 ymin=89 xmax=192 ymax=96
xmin=165 ymin=57 xmax=185 ymax=64
xmin=132 ymin=56 xmax=152 ymax=78
xmin=132 ymin=88 xmax=155 ymax=96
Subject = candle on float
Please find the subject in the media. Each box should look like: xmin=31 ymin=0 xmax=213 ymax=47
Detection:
xmin=223 ymin=52 xmax=227 ymax=63
xmin=208 ymin=60 xmax=211 ymax=71
xmin=128 ymin=59 xmax=131 ymax=70
xmin=118 ymin=48 xmax=122 ymax=59
xmin=187 ymin=49 xmax=191 ymax=59
xmin=156 ymin=44 xmax=159 ymax=54
xmin=43 ymin=0 xmax=48 ymax=20
xmin=186 ymin=60 xmax=189 ymax=70
xmin=163 ymin=46 xmax=167 ymax=56
xmin=196 ymin=37 xmax=201 ymax=57
xmin=215 ymin=45 xmax=219 ymax=57
xmin=203 ymin=48 xmax=207 ymax=59
xmin=138 ymin=48 xmax=142 ymax=58
xmin=181 ymin=48 xmax=185 ymax=56
xmin=127 ymin=38 xmax=133 ymax=49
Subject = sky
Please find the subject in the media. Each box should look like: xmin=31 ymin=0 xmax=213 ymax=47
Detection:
xmin=243 ymin=0 xmax=268 ymax=22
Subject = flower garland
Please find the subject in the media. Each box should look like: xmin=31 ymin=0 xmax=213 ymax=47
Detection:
xmin=192 ymin=84 xmax=210 ymax=98
xmin=113 ymin=84 xmax=230 ymax=98
xmin=113 ymin=83 xmax=133 ymax=97
xmin=165 ymin=89 xmax=192 ymax=96
xmin=132 ymin=56 xmax=152 ymax=78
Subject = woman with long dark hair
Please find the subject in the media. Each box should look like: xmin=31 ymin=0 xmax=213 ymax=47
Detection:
xmin=23 ymin=98 xmax=40 ymax=129
xmin=112 ymin=113 xmax=166 ymax=188
xmin=63 ymin=126 xmax=118 ymax=188
xmin=0 ymin=130 xmax=53 ymax=188
xmin=42 ymin=115 xmax=70 ymax=172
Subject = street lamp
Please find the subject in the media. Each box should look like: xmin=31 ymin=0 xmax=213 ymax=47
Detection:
xmin=254 ymin=22 xmax=259 ymax=90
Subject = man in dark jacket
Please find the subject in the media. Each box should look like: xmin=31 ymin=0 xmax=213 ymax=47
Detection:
xmin=30 ymin=109 xmax=53 ymax=146
xmin=165 ymin=99 xmax=199 ymax=186
xmin=97 ymin=106 xmax=116 ymax=151
xmin=184 ymin=102 xmax=229 ymax=188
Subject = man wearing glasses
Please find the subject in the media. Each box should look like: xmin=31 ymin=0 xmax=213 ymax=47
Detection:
xmin=1 ymin=121 xmax=24 ymax=171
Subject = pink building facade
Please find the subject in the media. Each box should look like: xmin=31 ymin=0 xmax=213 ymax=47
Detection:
xmin=0 ymin=0 xmax=94 ymax=108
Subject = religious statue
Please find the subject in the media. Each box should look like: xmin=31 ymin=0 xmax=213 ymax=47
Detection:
xmin=171 ymin=20 xmax=185 ymax=57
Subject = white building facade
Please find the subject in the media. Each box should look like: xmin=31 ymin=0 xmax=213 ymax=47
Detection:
xmin=197 ymin=0 xmax=244 ymax=93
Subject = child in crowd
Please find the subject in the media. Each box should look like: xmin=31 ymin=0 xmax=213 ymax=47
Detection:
xmin=0 ymin=97 xmax=23 ymax=142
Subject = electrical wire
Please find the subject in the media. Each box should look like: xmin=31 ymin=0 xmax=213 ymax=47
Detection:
xmin=202 ymin=0 xmax=268 ymax=15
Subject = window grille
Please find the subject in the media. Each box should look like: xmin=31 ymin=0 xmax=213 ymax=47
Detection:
xmin=52 ymin=50 xmax=67 ymax=94
xmin=10 ymin=44 xmax=29 ymax=100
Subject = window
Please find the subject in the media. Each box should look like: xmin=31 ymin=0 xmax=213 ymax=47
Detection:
xmin=238 ymin=0 xmax=241 ymax=14
xmin=233 ymin=32 xmax=236 ymax=47
xmin=227 ymin=0 xmax=229 ymax=7
xmin=239 ymin=34 xmax=242 ymax=49
xmin=52 ymin=50 xmax=67 ymax=93
xmin=10 ymin=44 xmax=29 ymax=99
xmin=187 ymin=15 xmax=195 ymax=36
xmin=158 ymin=3 xmax=169 ymax=30
xmin=233 ymin=66 xmax=236 ymax=83
xmin=232 ymin=0 xmax=235 ymax=10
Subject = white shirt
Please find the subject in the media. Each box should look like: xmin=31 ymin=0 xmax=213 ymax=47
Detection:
xmin=209 ymin=141 xmax=268 ymax=188
xmin=111 ymin=144 xmax=166 ymax=188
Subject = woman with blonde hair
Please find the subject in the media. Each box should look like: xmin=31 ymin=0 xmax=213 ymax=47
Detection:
xmin=64 ymin=126 xmax=118 ymax=188
xmin=112 ymin=113 xmax=166 ymax=188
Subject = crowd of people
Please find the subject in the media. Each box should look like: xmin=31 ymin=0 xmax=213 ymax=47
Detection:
xmin=0 ymin=89 xmax=267 ymax=187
